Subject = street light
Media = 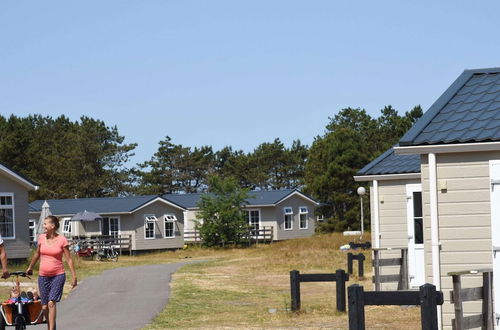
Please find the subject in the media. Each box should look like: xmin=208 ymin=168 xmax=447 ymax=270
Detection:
xmin=357 ymin=186 xmax=366 ymax=235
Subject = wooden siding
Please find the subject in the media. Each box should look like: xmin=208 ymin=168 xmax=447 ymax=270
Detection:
xmin=274 ymin=195 xmax=316 ymax=240
xmin=421 ymin=151 xmax=500 ymax=329
xmin=370 ymin=179 xmax=419 ymax=290
xmin=0 ymin=174 xmax=31 ymax=258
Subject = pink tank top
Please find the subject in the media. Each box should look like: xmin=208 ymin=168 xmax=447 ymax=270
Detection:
xmin=39 ymin=234 xmax=68 ymax=277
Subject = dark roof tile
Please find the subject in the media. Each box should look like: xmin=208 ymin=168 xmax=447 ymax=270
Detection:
xmin=400 ymin=68 xmax=500 ymax=146
xmin=356 ymin=146 xmax=420 ymax=176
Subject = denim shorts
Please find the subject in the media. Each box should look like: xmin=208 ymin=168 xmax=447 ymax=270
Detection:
xmin=38 ymin=273 xmax=66 ymax=305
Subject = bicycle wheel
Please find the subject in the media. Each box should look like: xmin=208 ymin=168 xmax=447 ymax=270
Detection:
xmin=14 ymin=314 xmax=25 ymax=330
xmin=0 ymin=313 xmax=5 ymax=330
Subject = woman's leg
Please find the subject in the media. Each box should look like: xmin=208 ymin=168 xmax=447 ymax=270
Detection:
xmin=47 ymin=301 xmax=56 ymax=330
xmin=42 ymin=305 xmax=48 ymax=330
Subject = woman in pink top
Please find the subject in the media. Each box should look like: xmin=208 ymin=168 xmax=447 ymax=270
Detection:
xmin=26 ymin=215 xmax=77 ymax=330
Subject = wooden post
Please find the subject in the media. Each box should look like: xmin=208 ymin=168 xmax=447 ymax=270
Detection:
xmin=348 ymin=253 xmax=354 ymax=275
xmin=374 ymin=250 xmax=380 ymax=291
xmin=348 ymin=284 xmax=365 ymax=330
xmin=452 ymin=274 xmax=463 ymax=330
xmin=401 ymin=249 xmax=409 ymax=290
xmin=420 ymin=284 xmax=439 ymax=330
xmin=129 ymin=234 xmax=132 ymax=255
xmin=358 ymin=254 xmax=365 ymax=278
xmin=482 ymin=271 xmax=494 ymax=330
xmin=290 ymin=270 xmax=301 ymax=311
xmin=336 ymin=269 xmax=347 ymax=312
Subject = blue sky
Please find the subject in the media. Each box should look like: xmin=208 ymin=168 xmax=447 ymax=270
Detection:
xmin=2 ymin=1 xmax=500 ymax=164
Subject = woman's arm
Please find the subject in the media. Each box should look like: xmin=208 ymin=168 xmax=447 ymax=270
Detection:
xmin=26 ymin=244 xmax=41 ymax=275
xmin=63 ymin=246 xmax=77 ymax=288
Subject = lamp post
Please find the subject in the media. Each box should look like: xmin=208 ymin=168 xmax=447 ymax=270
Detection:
xmin=357 ymin=187 xmax=366 ymax=235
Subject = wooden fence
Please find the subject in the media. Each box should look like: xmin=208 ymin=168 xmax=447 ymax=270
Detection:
xmin=348 ymin=283 xmax=444 ymax=330
xmin=290 ymin=269 xmax=349 ymax=312
xmin=372 ymin=247 xmax=408 ymax=290
xmin=184 ymin=226 xmax=274 ymax=245
xmin=69 ymin=235 xmax=132 ymax=255
xmin=448 ymin=269 xmax=494 ymax=330
xmin=347 ymin=253 xmax=365 ymax=278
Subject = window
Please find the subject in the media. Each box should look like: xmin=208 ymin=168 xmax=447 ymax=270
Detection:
xmin=28 ymin=219 xmax=36 ymax=242
xmin=413 ymin=192 xmax=423 ymax=244
xmin=284 ymin=207 xmax=293 ymax=230
xmin=0 ymin=193 xmax=14 ymax=238
xmin=245 ymin=210 xmax=260 ymax=231
xmin=144 ymin=215 xmax=157 ymax=239
xmin=102 ymin=217 xmax=120 ymax=237
xmin=299 ymin=207 xmax=308 ymax=229
xmin=164 ymin=214 xmax=176 ymax=238
xmin=62 ymin=217 xmax=72 ymax=236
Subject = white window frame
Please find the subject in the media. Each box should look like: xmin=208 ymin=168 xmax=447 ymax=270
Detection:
xmin=100 ymin=216 xmax=121 ymax=237
xmin=283 ymin=207 xmax=293 ymax=231
xmin=62 ymin=217 xmax=72 ymax=236
xmin=144 ymin=214 xmax=157 ymax=239
xmin=245 ymin=209 xmax=261 ymax=230
xmin=0 ymin=193 xmax=15 ymax=239
xmin=299 ymin=206 xmax=309 ymax=230
xmin=164 ymin=214 xmax=176 ymax=238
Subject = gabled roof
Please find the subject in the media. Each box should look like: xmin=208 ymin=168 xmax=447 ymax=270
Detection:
xmin=0 ymin=162 xmax=39 ymax=191
xmin=400 ymin=67 xmax=500 ymax=146
xmin=29 ymin=195 xmax=186 ymax=215
xmin=356 ymin=146 xmax=421 ymax=176
xmin=163 ymin=189 xmax=318 ymax=209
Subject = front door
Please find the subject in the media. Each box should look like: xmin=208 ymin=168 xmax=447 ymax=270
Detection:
xmin=406 ymin=184 xmax=425 ymax=288
xmin=489 ymin=161 xmax=500 ymax=323
xmin=101 ymin=217 xmax=120 ymax=237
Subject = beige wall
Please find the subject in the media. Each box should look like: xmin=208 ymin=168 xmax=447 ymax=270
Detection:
xmin=370 ymin=178 xmax=419 ymax=290
xmin=421 ymin=151 xmax=498 ymax=329
xmin=0 ymin=174 xmax=31 ymax=258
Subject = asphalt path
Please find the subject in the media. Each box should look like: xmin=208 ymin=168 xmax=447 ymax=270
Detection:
xmin=32 ymin=261 xmax=201 ymax=330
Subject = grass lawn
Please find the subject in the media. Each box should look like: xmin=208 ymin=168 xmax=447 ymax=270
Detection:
xmin=3 ymin=233 xmax=420 ymax=329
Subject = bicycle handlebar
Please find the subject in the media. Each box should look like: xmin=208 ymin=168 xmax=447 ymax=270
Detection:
xmin=9 ymin=271 xmax=29 ymax=278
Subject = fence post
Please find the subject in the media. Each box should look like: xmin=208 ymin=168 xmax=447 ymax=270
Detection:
xmin=358 ymin=254 xmax=365 ymax=278
xmin=374 ymin=250 xmax=380 ymax=291
xmin=400 ymin=249 xmax=409 ymax=290
xmin=290 ymin=270 xmax=301 ymax=311
xmin=482 ymin=271 xmax=494 ymax=330
xmin=420 ymin=284 xmax=439 ymax=330
xmin=336 ymin=269 xmax=347 ymax=312
xmin=348 ymin=253 xmax=354 ymax=275
xmin=451 ymin=274 xmax=463 ymax=330
xmin=348 ymin=284 xmax=365 ymax=330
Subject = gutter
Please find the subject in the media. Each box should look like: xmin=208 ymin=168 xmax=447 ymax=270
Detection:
xmin=395 ymin=142 xmax=500 ymax=155
xmin=373 ymin=180 xmax=380 ymax=248
xmin=429 ymin=153 xmax=442 ymax=329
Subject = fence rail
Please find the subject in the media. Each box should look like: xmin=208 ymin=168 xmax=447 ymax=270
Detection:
xmin=290 ymin=269 xmax=349 ymax=312
xmin=372 ymin=247 xmax=408 ymax=290
xmin=448 ymin=269 xmax=494 ymax=330
xmin=184 ymin=226 xmax=274 ymax=245
xmin=348 ymin=283 xmax=444 ymax=330
xmin=69 ymin=235 xmax=132 ymax=255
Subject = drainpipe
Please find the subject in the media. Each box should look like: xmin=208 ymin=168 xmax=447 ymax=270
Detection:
xmin=429 ymin=152 xmax=442 ymax=329
xmin=373 ymin=180 xmax=380 ymax=248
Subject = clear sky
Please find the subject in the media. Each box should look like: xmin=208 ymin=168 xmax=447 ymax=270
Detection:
xmin=2 ymin=1 xmax=500 ymax=164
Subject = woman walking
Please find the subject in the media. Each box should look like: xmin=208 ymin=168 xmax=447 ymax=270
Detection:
xmin=27 ymin=215 xmax=77 ymax=330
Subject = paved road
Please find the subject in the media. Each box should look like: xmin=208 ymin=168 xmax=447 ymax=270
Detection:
xmin=32 ymin=261 xmax=200 ymax=330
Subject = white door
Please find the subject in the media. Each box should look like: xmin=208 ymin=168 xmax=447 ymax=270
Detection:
xmin=406 ymin=184 xmax=425 ymax=288
xmin=489 ymin=161 xmax=500 ymax=324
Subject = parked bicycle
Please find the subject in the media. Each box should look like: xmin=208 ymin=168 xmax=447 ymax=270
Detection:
xmin=95 ymin=244 xmax=118 ymax=262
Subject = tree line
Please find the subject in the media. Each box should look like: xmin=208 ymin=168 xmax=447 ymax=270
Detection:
xmin=0 ymin=105 xmax=422 ymax=231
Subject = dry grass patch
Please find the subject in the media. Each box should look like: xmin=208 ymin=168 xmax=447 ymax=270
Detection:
xmin=144 ymin=233 xmax=420 ymax=329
